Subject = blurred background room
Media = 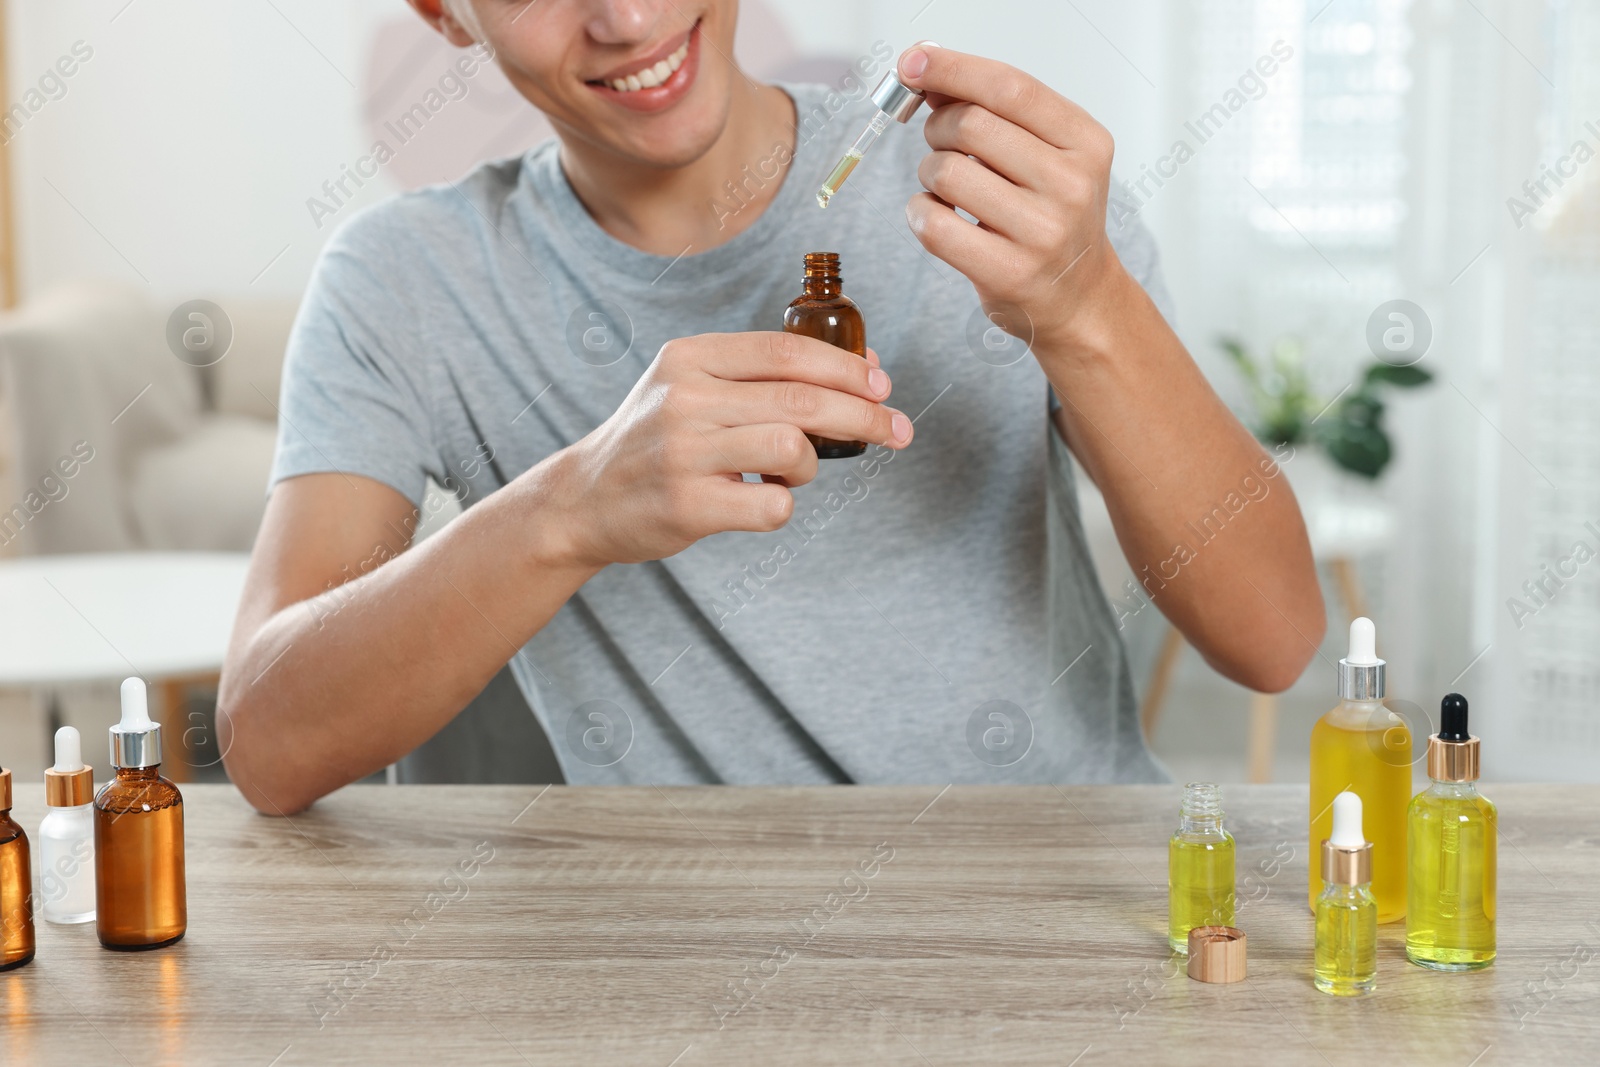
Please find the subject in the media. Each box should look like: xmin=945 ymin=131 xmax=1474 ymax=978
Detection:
xmin=0 ymin=0 xmax=1595 ymax=786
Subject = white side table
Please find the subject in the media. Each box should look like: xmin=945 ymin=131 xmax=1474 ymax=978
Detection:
xmin=0 ymin=552 xmax=250 ymax=776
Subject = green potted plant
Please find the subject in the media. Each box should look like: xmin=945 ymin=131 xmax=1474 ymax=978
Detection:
xmin=1218 ymin=336 xmax=1433 ymax=479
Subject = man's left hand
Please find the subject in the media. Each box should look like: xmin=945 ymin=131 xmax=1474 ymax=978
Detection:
xmin=896 ymin=43 xmax=1122 ymax=349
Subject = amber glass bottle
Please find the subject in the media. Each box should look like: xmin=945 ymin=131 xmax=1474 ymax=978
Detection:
xmin=95 ymin=678 xmax=186 ymax=950
xmin=0 ymin=768 xmax=36 ymax=970
xmin=782 ymin=251 xmax=867 ymax=459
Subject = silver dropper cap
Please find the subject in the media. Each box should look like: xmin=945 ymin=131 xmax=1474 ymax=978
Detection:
xmin=1336 ymin=617 xmax=1385 ymax=701
xmin=111 ymin=676 xmax=163 ymax=769
xmin=869 ymin=71 xmax=926 ymax=123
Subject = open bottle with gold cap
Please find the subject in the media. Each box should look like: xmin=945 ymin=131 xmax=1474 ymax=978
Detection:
xmin=1406 ymin=693 xmax=1496 ymax=970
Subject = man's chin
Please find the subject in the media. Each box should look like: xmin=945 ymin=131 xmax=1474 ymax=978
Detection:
xmin=583 ymin=100 xmax=734 ymax=172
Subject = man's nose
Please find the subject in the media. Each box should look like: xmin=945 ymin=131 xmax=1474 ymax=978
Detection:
xmin=584 ymin=0 xmax=668 ymax=47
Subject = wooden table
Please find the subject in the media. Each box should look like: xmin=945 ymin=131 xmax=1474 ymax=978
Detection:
xmin=3 ymin=784 xmax=1596 ymax=1065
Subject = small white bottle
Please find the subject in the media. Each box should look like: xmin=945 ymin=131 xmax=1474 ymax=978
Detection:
xmin=40 ymin=726 xmax=96 ymax=924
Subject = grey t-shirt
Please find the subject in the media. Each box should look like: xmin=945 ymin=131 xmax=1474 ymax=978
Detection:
xmin=272 ymin=82 xmax=1175 ymax=785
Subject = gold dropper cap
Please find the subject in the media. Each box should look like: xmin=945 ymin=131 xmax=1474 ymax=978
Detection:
xmin=1322 ymin=839 xmax=1372 ymax=887
xmin=1428 ymin=693 xmax=1480 ymax=782
xmin=0 ymin=768 xmax=11 ymax=811
xmin=1320 ymin=790 xmax=1372 ymax=887
xmin=45 ymin=765 xmax=94 ymax=807
xmin=45 ymin=725 xmax=95 ymax=806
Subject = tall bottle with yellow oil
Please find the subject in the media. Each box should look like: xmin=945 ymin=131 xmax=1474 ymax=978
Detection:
xmin=1407 ymin=693 xmax=1495 ymax=969
xmin=1309 ymin=618 xmax=1411 ymax=922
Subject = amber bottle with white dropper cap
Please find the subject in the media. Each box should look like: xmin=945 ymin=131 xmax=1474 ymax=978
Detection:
xmin=40 ymin=725 xmax=96 ymax=924
xmin=95 ymin=677 xmax=186 ymax=949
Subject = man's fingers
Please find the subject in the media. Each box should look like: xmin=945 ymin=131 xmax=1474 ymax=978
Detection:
xmin=897 ymin=44 xmax=1095 ymax=151
xmin=674 ymin=332 xmax=889 ymax=401
xmin=916 ymin=150 xmax=1038 ymax=238
xmin=905 ymin=191 xmax=1012 ymax=281
xmin=923 ymin=103 xmax=1052 ymax=190
xmin=718 ymin=381 xmax=912 ymax=450
xmin=701 ymin=478 xmax=795 ymax=534
xmin=702 ymin=423 xmax=820 ymax=486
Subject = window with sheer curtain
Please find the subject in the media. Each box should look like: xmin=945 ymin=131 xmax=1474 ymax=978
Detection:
xmin=1164 ymin=0 xmax=1597 ymax=777
xmin=1506 ymin=0 xmax=1600 ymax=769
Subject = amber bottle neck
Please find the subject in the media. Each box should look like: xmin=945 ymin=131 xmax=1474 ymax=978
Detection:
xmin=801 ymin=252 xmax=842 ymax=298
xmin=115 ymin=766 xmax=161 ymax=782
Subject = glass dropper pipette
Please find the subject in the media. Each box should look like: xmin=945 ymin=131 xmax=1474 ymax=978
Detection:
xmin=816 ymin=71 xmax=927 ymax=208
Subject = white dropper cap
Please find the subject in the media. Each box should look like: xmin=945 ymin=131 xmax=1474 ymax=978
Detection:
xmin=53 ymin=725 xmax=84 ymax=772
xmin=1329 ymin=790 xmax=1366 ymax=847
xmin=119 ymin=677 xmax=152 ymax=728
xmin=110 ymin=676 xmax=162 ymax=769
xmin=1321 ymin=790 xmax=1373 ymax=886
xmin=1346 ymin=618 xmax=1378 ymax=665
xmin=1337 ymin=617 xmax=1386 ymax=699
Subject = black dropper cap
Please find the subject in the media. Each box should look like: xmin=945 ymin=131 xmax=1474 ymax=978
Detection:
xmin=1439 ymin=693 xmax=1470 ymax=741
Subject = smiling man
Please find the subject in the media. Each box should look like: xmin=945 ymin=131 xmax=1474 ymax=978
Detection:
xmin=218 ymin=0 xmax=1324 ymax=814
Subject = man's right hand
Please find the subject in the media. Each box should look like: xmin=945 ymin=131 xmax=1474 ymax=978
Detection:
xmin=547 ymin=331 xmax=913 ymax=568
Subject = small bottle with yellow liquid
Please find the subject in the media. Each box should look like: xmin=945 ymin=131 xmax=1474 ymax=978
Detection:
xmin=1309 ymin=618 xmax=1410 ymax=922
xmin=1407 ymin=693 xmax=1496 ymax=970
xmin=1315 ymin=791 xmax=1378 ymax=996
xmin=1167 ymin=783 xmax=1235 ymax=954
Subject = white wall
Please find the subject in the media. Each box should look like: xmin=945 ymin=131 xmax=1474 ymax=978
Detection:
xmin=9 ymin=0 xmax=400 ymax=302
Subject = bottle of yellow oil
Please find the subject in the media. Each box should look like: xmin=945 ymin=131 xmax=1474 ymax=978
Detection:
xmin=1406 ymin=693 xmax=1496 ymax=970
xmin=1314 ymin=791 xmax=1378 ymax=996
xmin=1309 ymin=618 xmax=1411 ymax=922
xmin=1167 ymin=783 xmax=1235 ymax=954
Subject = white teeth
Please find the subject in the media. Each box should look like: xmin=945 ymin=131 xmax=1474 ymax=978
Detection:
xmin=603 ymin=40 xmax=690 ymax=91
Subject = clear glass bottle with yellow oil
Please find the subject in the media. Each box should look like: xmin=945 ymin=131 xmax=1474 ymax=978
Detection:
xmin=1407 ymin=693 xmax=1496 ymax=970
xmin=1315 ymin=791 xmax=1378 ymax=996
xmin=1168 ymin=782 xmax=1235 ymax=954
xmin=1309 ymin=618 xmax=1410 ymax=923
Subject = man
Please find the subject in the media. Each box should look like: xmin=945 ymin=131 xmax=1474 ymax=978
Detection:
xmin=219 ymin=0 xmax=1323 ymax=815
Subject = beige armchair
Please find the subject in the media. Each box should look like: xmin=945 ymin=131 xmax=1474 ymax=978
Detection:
xmin=0 ymin=281 xmax=556 ymax=784
xmin=0 ymin=282 xmax=297 ymax=555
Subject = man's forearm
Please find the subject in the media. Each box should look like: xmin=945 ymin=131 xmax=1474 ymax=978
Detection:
xmin=1040 ymin=256 xmax=1325 ymax=691
xmin=219 ymin=459 xmax=600 ymax=815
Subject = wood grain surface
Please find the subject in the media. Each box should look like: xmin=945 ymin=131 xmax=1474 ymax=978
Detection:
xmin=2 ymin=783 xmax=1596 ymax=1066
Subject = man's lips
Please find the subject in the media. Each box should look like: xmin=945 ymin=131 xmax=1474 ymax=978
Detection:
xmin=584 ymin=21 xmax=701 ymax=114
xmin=586 ymin=21 xmax=697 ymax=87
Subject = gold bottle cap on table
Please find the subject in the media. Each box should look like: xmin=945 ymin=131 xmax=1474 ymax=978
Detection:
xmin=1187 ymin=926 xmax=1248 ymax=983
